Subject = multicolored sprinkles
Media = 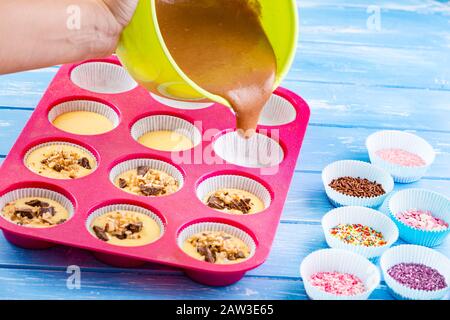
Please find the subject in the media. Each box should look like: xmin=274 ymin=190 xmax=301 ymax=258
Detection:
xmin=309 ymin=271 xmax=366 ymax=296
xmin=330 ymin=223 xmax=387 ymax=247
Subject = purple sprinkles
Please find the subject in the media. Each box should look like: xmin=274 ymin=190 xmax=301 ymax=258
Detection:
xmin=388 ymin=263 xmax=447 ymax=291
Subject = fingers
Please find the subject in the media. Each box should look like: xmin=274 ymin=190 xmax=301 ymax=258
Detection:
xmin=103 ymin=0 xmax=138 ymax=27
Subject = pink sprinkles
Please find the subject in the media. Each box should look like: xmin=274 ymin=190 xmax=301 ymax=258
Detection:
xmin=388 ymin=263 xmax=447 ymax=291
xmin=396 ymin=209 xmax=448 ymax=231
xmin=309 ymin=271 xmax=366 ymax=296
xmin=376 ymin=148 xmax=426 ymax=167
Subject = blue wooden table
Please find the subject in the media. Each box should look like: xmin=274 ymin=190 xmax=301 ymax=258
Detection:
xmin=0 ymin=0 xmax=449 ymax=300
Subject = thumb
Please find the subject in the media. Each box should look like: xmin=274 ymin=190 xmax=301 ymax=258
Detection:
xmin=103 ymin=0 xmax=139 ymax=27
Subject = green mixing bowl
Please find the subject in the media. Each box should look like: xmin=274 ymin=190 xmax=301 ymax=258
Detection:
xmin=116 ymin=0 xmax=298 ymax=106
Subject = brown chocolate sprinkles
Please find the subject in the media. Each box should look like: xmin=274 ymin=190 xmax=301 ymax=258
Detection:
xmin=329 ymin=176 xmax=385 ymax=198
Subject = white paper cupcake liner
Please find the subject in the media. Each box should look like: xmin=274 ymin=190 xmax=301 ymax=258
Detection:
xmin=378 ymin=195 xmax=392 ymax=216
xmin=48 ymin=99 xmax=120 ymax=131
xmin=321 ymin=206 xmax=399 ymax=259
xmin=131 ymin=115 xmax=202 ymax=150
xmin=196 ymin=175 xmax=272 ymax=213
xmin=150 ymin=93 xmax=214 ymax=110
xmin=380 ymin=244 xmax=450 ymax=300
xmin=0 ymin=188 xmax=75 ymax=227
xmin=388 ymin=189 xmax=449 ymax=247
xmin=321 ymin=160 xmax=394 ymax=208
xmin=177 ymin=222 xmax=256 ymax=263
xmin=70 ymin=62 xmax=138 ymax=94
xmin=86 ymin=204 xmax=165 ymax=245
xmin=109 ymin=158 xmax=184 ymax=193
xmin=366 ymin=130 xmax=435 ymax=183
xmin=24 ymin=141 xmax=98 ymax=176
xmin=213 ymin=132 xmax=284 ymax=169
xmin=258 ymin=94 xmax=297 ymax=126
xmin=300 ymin=248 xmax=381 ymax=300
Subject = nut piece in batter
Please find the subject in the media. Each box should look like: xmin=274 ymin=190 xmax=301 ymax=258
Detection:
xmin=26 ymin=144 xmax=95 ymax=179
xmin=204 ymin=189 xmax=264 ymax=215
xmin=114 ymin=166 xmax=179 ymax=197
xmin=90 ymin=210 xmax=161 ymax=247
xmin=1 ymin=197 xmax=69 ymax=228
xmin=183 ymin=231 xmax=251 ymax=264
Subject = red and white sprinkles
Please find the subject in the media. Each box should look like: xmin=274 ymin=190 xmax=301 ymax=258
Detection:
xmin=396 ymin=209 xmax=448 ymax=231
xmin=375 ymin=148 xmax=426 ymax=167
xmin=309 ymin=271 xmax=366 ymax=296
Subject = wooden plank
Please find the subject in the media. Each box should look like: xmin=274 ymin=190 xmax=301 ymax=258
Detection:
xmin=0 ymin=110 xmax=448 ymax=178
xmin=287 ymin=41 xmax=450 ymax=91
xmin=0 ymin=219 xmax=447 ymax=280
xmin=1 ymin=12 xmax=450 ymax=109
xmin=297 ymin=126 xmax=450 ymax=178
xmin=283 ymin=171 xmax=450 ymax=222
xmin=253 ymin=223 xmax=449 ymax=278
xmin=285 ymin=81 xmax=450 ymax=132
xmin=0 ymin=224 xmax=333 ymax=277
xmin=298 ymin=2 xmax=450 ymax=50
xmin=298 ymin=0 xmax=449 ymax=10
xmin=2 ymin=42 xmax=449 ymax=109
xmin=2 ymin=77 xmax=450 ymax=132
xmin=0 ymin=109 xmax=33 ymax=155
xmin=0 ymin=68 xmax=57 ymax=108
xmin=0 ymin=267 xmax=395 ymax=300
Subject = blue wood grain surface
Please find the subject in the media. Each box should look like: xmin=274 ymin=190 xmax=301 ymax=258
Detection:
xmin=0 ymin=0 xmax=448 ymax=300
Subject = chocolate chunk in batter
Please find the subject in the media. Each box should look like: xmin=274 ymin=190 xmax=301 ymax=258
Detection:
xmin=197 ymin=246 xmax=216 ymax=263
xmin=137 ymin=166 xmax=151 ymax=176
xmin=78 ymin=157 xmax=91 ymax=169
xmin=206 ymin=195 xmax=225 ymax=210
xmin=118 ymin=178 xmax=128 ymax=189
xmin=38 ymin=206 xmax=56 ymax=217
xmin=139 ymin=185 xmax=164 ymax=196
xmin=115 ymin=232 xmax=128 ymax=240
xmin=15 ymin=208 xmax=35 ymax=219
xmin=206 ymin=194 xmax=252 ymax=214
xmin=229 ymin=198 xmax=252 ymax=214
xmin=53 ymin=164 xmax=64 ymax=172
xmin=93 ymin=225 xmax=109 ymax=241
xmin=126 ymin=222 xmax=143 ymax=234
xmin=25 ymin=199 xmax=49 ymax=207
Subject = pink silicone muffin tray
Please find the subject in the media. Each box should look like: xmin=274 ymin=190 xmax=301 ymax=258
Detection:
xmin=0 ymin=56 xmax=310 ymax=286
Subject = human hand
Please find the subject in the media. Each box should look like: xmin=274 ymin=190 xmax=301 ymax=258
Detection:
xmin=91 ymin=0 xmax=139 ymax=58
xmin=102 ymin=0 xmax=139 ymax=28
xmin=0 ymin=0 xmax=139 ymax=74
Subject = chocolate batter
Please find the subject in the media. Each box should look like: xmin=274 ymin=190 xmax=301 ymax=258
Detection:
xmin=156 ymin=0 xmax=277 ymax=136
